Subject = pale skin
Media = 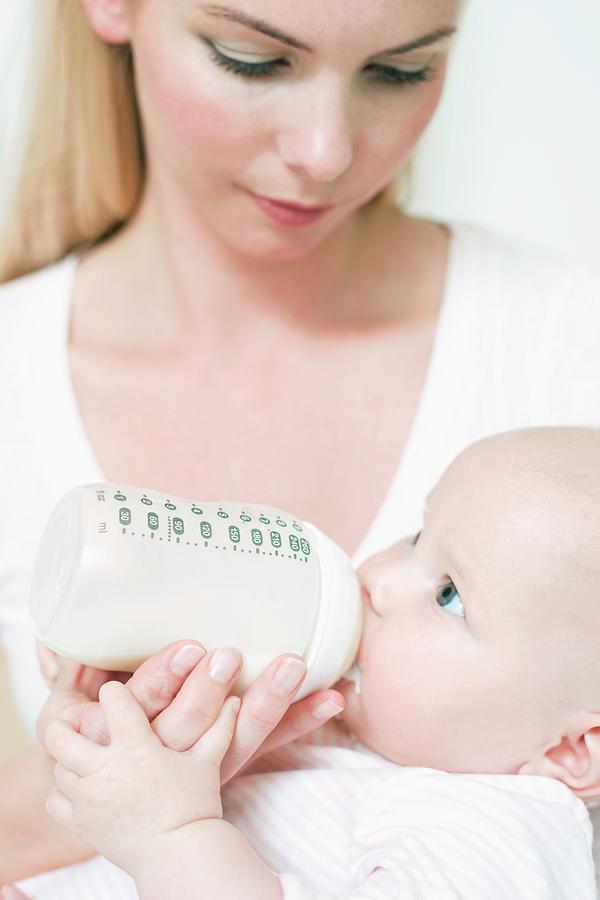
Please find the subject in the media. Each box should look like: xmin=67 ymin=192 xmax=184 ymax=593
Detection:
xmin=1 ymin=0 xmax=465 ymax=886
xmin=338 ymin=426 xmax=600 ymax=790
xmin=14 ymin=427 xmax=600 ymax=900
xmin=68 ymin=0 xmax=457 ymax=556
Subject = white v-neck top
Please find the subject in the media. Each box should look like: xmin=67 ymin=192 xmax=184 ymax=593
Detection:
xmin=1 ymin=220 xmax=599 ymax=736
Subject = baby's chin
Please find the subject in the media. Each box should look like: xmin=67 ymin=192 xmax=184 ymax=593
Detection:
xmin=333 ymin=674 xmax=407 ymax=761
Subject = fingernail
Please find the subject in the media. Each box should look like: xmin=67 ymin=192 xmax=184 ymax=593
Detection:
xmin=271 ymin=657 xmax=307 ymax=696
xmin=314 ymin=699 xmax=344 ymax=719
xmin=170 ymin=644 xmax=206 ymax=675
xmin=209 ymin=648 xmax=241 ymax=684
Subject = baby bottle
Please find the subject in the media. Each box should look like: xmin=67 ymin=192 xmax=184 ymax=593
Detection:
xmin=30 ymin=483 xmax=363 ymax=700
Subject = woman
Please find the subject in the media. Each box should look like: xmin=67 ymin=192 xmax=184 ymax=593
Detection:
xmin=1 ymin=0 xmax=598 ymax=895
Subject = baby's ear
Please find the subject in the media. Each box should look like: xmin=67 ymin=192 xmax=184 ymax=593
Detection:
xmin=518 ymin=722 xmax=600 ymax=798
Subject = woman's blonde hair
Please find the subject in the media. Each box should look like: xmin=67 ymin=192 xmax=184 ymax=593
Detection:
xmin=0 ymin=0 xmax=407 ymax=285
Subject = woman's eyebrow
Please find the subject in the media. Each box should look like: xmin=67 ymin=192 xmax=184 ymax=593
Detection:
xmin=199 ymin=4 xmax=457 ymax=58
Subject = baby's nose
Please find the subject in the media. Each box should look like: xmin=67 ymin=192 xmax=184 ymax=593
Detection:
xmin=363 ymin=572 xmax=402 ymax=612
xmin=364 ymin=559 xmax=423 ymax=616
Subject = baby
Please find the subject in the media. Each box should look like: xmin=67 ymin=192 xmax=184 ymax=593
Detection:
xmin=31 ymin=427 xmax=600 ymax=898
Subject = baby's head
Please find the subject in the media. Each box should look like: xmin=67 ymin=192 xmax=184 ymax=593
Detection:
xmin=339 ymin=427 xmax=600 ymax=797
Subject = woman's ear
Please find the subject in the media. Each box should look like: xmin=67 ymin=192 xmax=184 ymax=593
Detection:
xmin=78 ymin=0 xmax=133 ymax=45
xmin=518 ymin=723 xmax=600 ymax=798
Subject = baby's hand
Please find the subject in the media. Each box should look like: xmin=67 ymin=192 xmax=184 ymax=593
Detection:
xmin=43 ymin=678 xmax=240 ymax=876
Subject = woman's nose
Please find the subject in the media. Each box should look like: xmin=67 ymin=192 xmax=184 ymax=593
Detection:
xmin=276 ymin=78 xmax=355 ymax=183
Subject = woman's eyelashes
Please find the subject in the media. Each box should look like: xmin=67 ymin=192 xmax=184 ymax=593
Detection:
xmin=203 ymin=41 xmax=435 ymax=87
xmin=411 ymin=530 xmax=422 ymax=546
xmin=435 ymin=580 xmax=464 ymax=617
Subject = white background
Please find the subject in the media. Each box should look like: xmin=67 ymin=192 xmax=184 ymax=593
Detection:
xmin=1 ymin=0 xmax=599 ymax=271
xmin=409 ymin=0 xmax=600 ymax=272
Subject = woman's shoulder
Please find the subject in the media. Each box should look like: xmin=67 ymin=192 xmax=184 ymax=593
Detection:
xmin=444 ymin=220 xmax=599 ymax=423
xmin=445 ymin=220 xmax=600 ymax=356
xmin=448 ymin=222 xmax=600 ymax=310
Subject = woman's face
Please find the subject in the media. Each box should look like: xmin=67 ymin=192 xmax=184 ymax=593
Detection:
xmin=99 ymin=0 xmax=460 ymax=256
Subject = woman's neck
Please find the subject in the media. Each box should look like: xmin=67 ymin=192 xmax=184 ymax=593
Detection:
xmin=76 ymin=183 xmax=446 ymax=356
xmin=94 ymin=184 xmax=409 ymax=341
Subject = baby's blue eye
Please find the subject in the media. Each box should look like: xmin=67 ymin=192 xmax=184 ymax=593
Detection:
xmin=435 ymin=581 xmax=464 ymax=617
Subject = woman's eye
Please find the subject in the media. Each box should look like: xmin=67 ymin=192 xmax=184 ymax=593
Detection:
xmin=206 ymin=44 xmax=289 ymax=79
xmin=204 ymin=41 xmax=434 ymax=87
xmin=435 ymin=581 xmax=464 ymax=617
xmin=367 ymin=63 xmax=434 ymax=86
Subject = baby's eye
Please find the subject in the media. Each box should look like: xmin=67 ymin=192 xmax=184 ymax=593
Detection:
xmin=435 ymin=581 xmax=464 ymax=617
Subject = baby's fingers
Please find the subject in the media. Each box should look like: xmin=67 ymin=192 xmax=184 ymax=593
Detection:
xmin=77 ymin=640 xmax=207 ymax=745
xmin=44 ymin=719 xmax=104 ymax=776
xmin=53 ymin=762 xmax=81 ymax=800
xmin=45 ymin=786 xmax=75 ymax=830
xmin=193 ymin=696 xmax=241 ymax=763
xmin=98 ymin=680 xmax=156 ymax=747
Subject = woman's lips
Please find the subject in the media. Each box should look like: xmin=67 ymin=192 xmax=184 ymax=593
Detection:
xmin=245 ymin=190 xmax=334 ymax=227
xmin=263 ymin=196 xmax=333 ymax=212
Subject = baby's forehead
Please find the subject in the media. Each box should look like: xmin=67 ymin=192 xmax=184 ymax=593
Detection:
xmin=442 ymin=431 xmax=600 ymax=513
xmin=435 ymin=432 xmax=593 ymax=535
xmin=432 ymin=433 xmax=600 ymax=615
xmin=432 ymin=439 xmax=543 ymax=520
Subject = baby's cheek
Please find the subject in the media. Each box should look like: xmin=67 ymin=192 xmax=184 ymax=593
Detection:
xmin=356 ymin=621 xmax=461 ymax=759
xmin=343 ymin=671 xmax=407 ymax=761
xmin=352 ymin=633 xmax=419 ymax=754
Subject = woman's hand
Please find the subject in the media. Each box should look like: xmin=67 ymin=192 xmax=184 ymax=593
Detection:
xmin=148 ymin=647 xmax=346 ymax=784
xmin=2 ymin=643 xmax=344 ymax=895
xmin=40 ymin=647 xmax=344 ymax=878
xmin=36 ymin=640 xmax=345 ymax=783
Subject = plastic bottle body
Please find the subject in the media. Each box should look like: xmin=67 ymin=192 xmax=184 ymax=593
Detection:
xmin=30 ymin=483 xmax=363 ymax=699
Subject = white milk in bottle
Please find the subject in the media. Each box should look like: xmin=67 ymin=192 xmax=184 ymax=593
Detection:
xmin=30 ymin=483 xmax=363 ymax=699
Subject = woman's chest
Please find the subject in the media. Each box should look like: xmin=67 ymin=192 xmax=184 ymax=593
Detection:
xmin=68 ymin=323 xmax=436 ymax=558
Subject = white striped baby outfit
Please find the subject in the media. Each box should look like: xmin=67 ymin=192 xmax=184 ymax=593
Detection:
xmin=17 ymin=722 xmax=596 ymax=898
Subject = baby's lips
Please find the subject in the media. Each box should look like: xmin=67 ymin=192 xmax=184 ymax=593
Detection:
xmin=361 ymin=586 xmax=380 ymax=616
